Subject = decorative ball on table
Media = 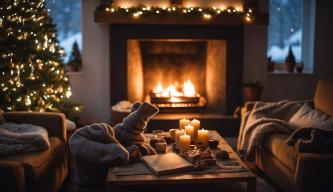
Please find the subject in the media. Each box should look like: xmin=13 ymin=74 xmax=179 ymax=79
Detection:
xmin=215 ymin=150 xmax=230 ymax=160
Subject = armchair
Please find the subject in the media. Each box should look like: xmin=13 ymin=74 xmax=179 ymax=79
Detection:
xmin=0 ymin=112 xmax=68 ymax=192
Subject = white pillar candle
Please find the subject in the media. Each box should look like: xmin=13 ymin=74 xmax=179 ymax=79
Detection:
xmin=184 ymin=124 xmax=194 ymax=142
xmin=197 ymin=128 xmax=209 ymax=149
xmin=179 ymin=118 xmax=190 ymax=129
xmin=179 ymin=133 xmax=191 ymax=153
xmin=175 ymin=129 xmax=185 ymax=149
xmin=190 ymin=119 xmax=200 ymax=139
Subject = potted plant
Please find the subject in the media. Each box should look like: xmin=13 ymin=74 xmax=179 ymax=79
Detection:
xmin=243 ymin=81 xmax=263 ymax=102
xmin=285 ymin=46 xmax=296 ymax=73
xmin=296 ymin=62 xmax=304 ymax=73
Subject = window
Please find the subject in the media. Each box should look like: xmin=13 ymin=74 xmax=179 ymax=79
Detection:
xmin=46 ymin=0 xmax=82 ymax=63
xmin=267 ymin=0 xmax=303 ymax=64
xmin=267 ymin=0 xmax=316 ymax=73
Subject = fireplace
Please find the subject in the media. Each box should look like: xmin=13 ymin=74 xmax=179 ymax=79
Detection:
xmin=92 ymin=0 xmax=268 ymax=134
xmin=109 ymin=24 xmax=244 ymax=117
xmin=127 ymin=39 xmax=228 ymax=113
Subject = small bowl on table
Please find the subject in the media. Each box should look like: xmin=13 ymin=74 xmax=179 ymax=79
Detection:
xmin=208 ymin=139 xmax=219 ymax=149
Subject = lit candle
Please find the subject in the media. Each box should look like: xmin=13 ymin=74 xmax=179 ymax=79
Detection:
xmin=184 ymin=124 xmax=194 ymax=141
xmin=190 ymin=119 xmax=200 ymax=139
xmin=197 ymin=128 xmax=209 ymax=149
xmin=179 ymin=133 xmax=191 ymax=153
xmin=179 ymin=118 xmax=190 ymax=129
xmin=175 ymin=129 xmax=185 ymax=149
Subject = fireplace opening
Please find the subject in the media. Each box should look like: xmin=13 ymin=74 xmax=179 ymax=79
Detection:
xmin=127 ymin=39 xmax=227 ymax=114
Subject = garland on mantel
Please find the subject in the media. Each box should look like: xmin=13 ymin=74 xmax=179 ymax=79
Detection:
xmin=97 ymin=4 xmax=253 ymax=22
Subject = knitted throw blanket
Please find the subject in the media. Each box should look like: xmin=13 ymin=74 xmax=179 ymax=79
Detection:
xmin=237 ymin=100 xmax=302 ymax=161
xmin=0 ymin=123 xmax=50 ymax=156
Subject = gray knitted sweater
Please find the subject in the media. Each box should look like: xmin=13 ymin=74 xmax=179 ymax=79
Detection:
xmin=69 ymin=123 xmax=130 ymax=165
xmin=69 ymin=102 xmax=159 ymax=191
xmin=69 ymin=123 xmax=132 ymax=192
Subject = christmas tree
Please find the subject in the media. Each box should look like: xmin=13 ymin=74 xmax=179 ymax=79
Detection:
xmin=0 ymin=0 xmax=82 ymax=120
xmin=67 ymin=41 xmax=82 ymax=72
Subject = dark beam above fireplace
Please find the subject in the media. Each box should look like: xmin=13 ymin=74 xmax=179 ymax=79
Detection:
xmin=94 ymin=11 xmax=268 ymax=25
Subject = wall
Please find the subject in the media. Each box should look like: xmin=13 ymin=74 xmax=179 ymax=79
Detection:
xmin=71 ymin=0 xmax=332 ymax=123
xmin=68 ymin=0 xmax=110 ymax=123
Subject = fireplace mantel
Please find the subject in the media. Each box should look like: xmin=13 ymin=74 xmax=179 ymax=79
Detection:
xmin=94 ymin=10 xmax=268 ymax=25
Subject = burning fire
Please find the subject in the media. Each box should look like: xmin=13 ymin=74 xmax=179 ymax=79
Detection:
xmin=153 ymin=79 xmax=197 ymax=98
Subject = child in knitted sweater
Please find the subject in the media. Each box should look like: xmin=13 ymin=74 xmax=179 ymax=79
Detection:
xmin=69 ymin=102 xmax=159 ymax=191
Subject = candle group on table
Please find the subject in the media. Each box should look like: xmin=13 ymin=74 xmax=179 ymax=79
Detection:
xmin=173 ymin=118 xmax=209 ymax=153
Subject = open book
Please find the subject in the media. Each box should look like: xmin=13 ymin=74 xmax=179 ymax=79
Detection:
xmin=141 ymin=153 xmax=194 ymax=176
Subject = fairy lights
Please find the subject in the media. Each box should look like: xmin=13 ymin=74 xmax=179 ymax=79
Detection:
xmin=98 ymin=4 xmax=254 ymax=22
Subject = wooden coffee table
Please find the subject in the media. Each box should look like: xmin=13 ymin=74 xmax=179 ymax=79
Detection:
xmin=107 ymin=131 xmax=256 ymax=192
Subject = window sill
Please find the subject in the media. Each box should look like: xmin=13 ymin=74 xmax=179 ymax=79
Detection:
xmin=268 ymin=70 xmax=313 ymax=76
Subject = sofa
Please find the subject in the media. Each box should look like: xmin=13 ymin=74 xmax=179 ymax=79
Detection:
xmin=242 ymin=79 xmax=333 ymax=192
xmin=0 ymin=112 xmax=68 ymax=192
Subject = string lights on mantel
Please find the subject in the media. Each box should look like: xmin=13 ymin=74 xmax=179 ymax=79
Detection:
xmin=97 ymin=4 xmax=254 ymax=23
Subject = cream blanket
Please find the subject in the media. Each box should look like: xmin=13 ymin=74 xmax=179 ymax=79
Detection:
xmin=0 ymin=123 xmax=50 ymax=156
xmin=237 ymin=100 xmax=302 ymax=161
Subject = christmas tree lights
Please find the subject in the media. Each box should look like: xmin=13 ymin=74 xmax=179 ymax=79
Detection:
xmin=0 ymin=0 xmax=82 ymax=120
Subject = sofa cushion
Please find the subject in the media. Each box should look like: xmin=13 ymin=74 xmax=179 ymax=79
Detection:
xmin=314 ymin=79 xmax=333 ymax=117
xmin=0 ymin=137 xmax=65 ymax=184
xmin=289 ymin=103 xmax=333 ymax=130
xmin=263 ymin=133 xmax=300 ymax=171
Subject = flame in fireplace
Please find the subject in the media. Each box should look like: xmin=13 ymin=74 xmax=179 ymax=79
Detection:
xmin=153 ymin=79 xmax=197 ymax=98
xmin=183 ymin=80 xmax=196 ymax=97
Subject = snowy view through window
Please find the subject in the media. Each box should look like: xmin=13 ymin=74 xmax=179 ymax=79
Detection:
xmin=46 ymin=0 xmax=82 ymax=63
xmin=268 ymin=0 xmax=302 ymax=63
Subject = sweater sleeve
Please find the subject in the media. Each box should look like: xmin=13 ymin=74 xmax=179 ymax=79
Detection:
xmin=69 ymin=132 xmax=129 ymax=166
